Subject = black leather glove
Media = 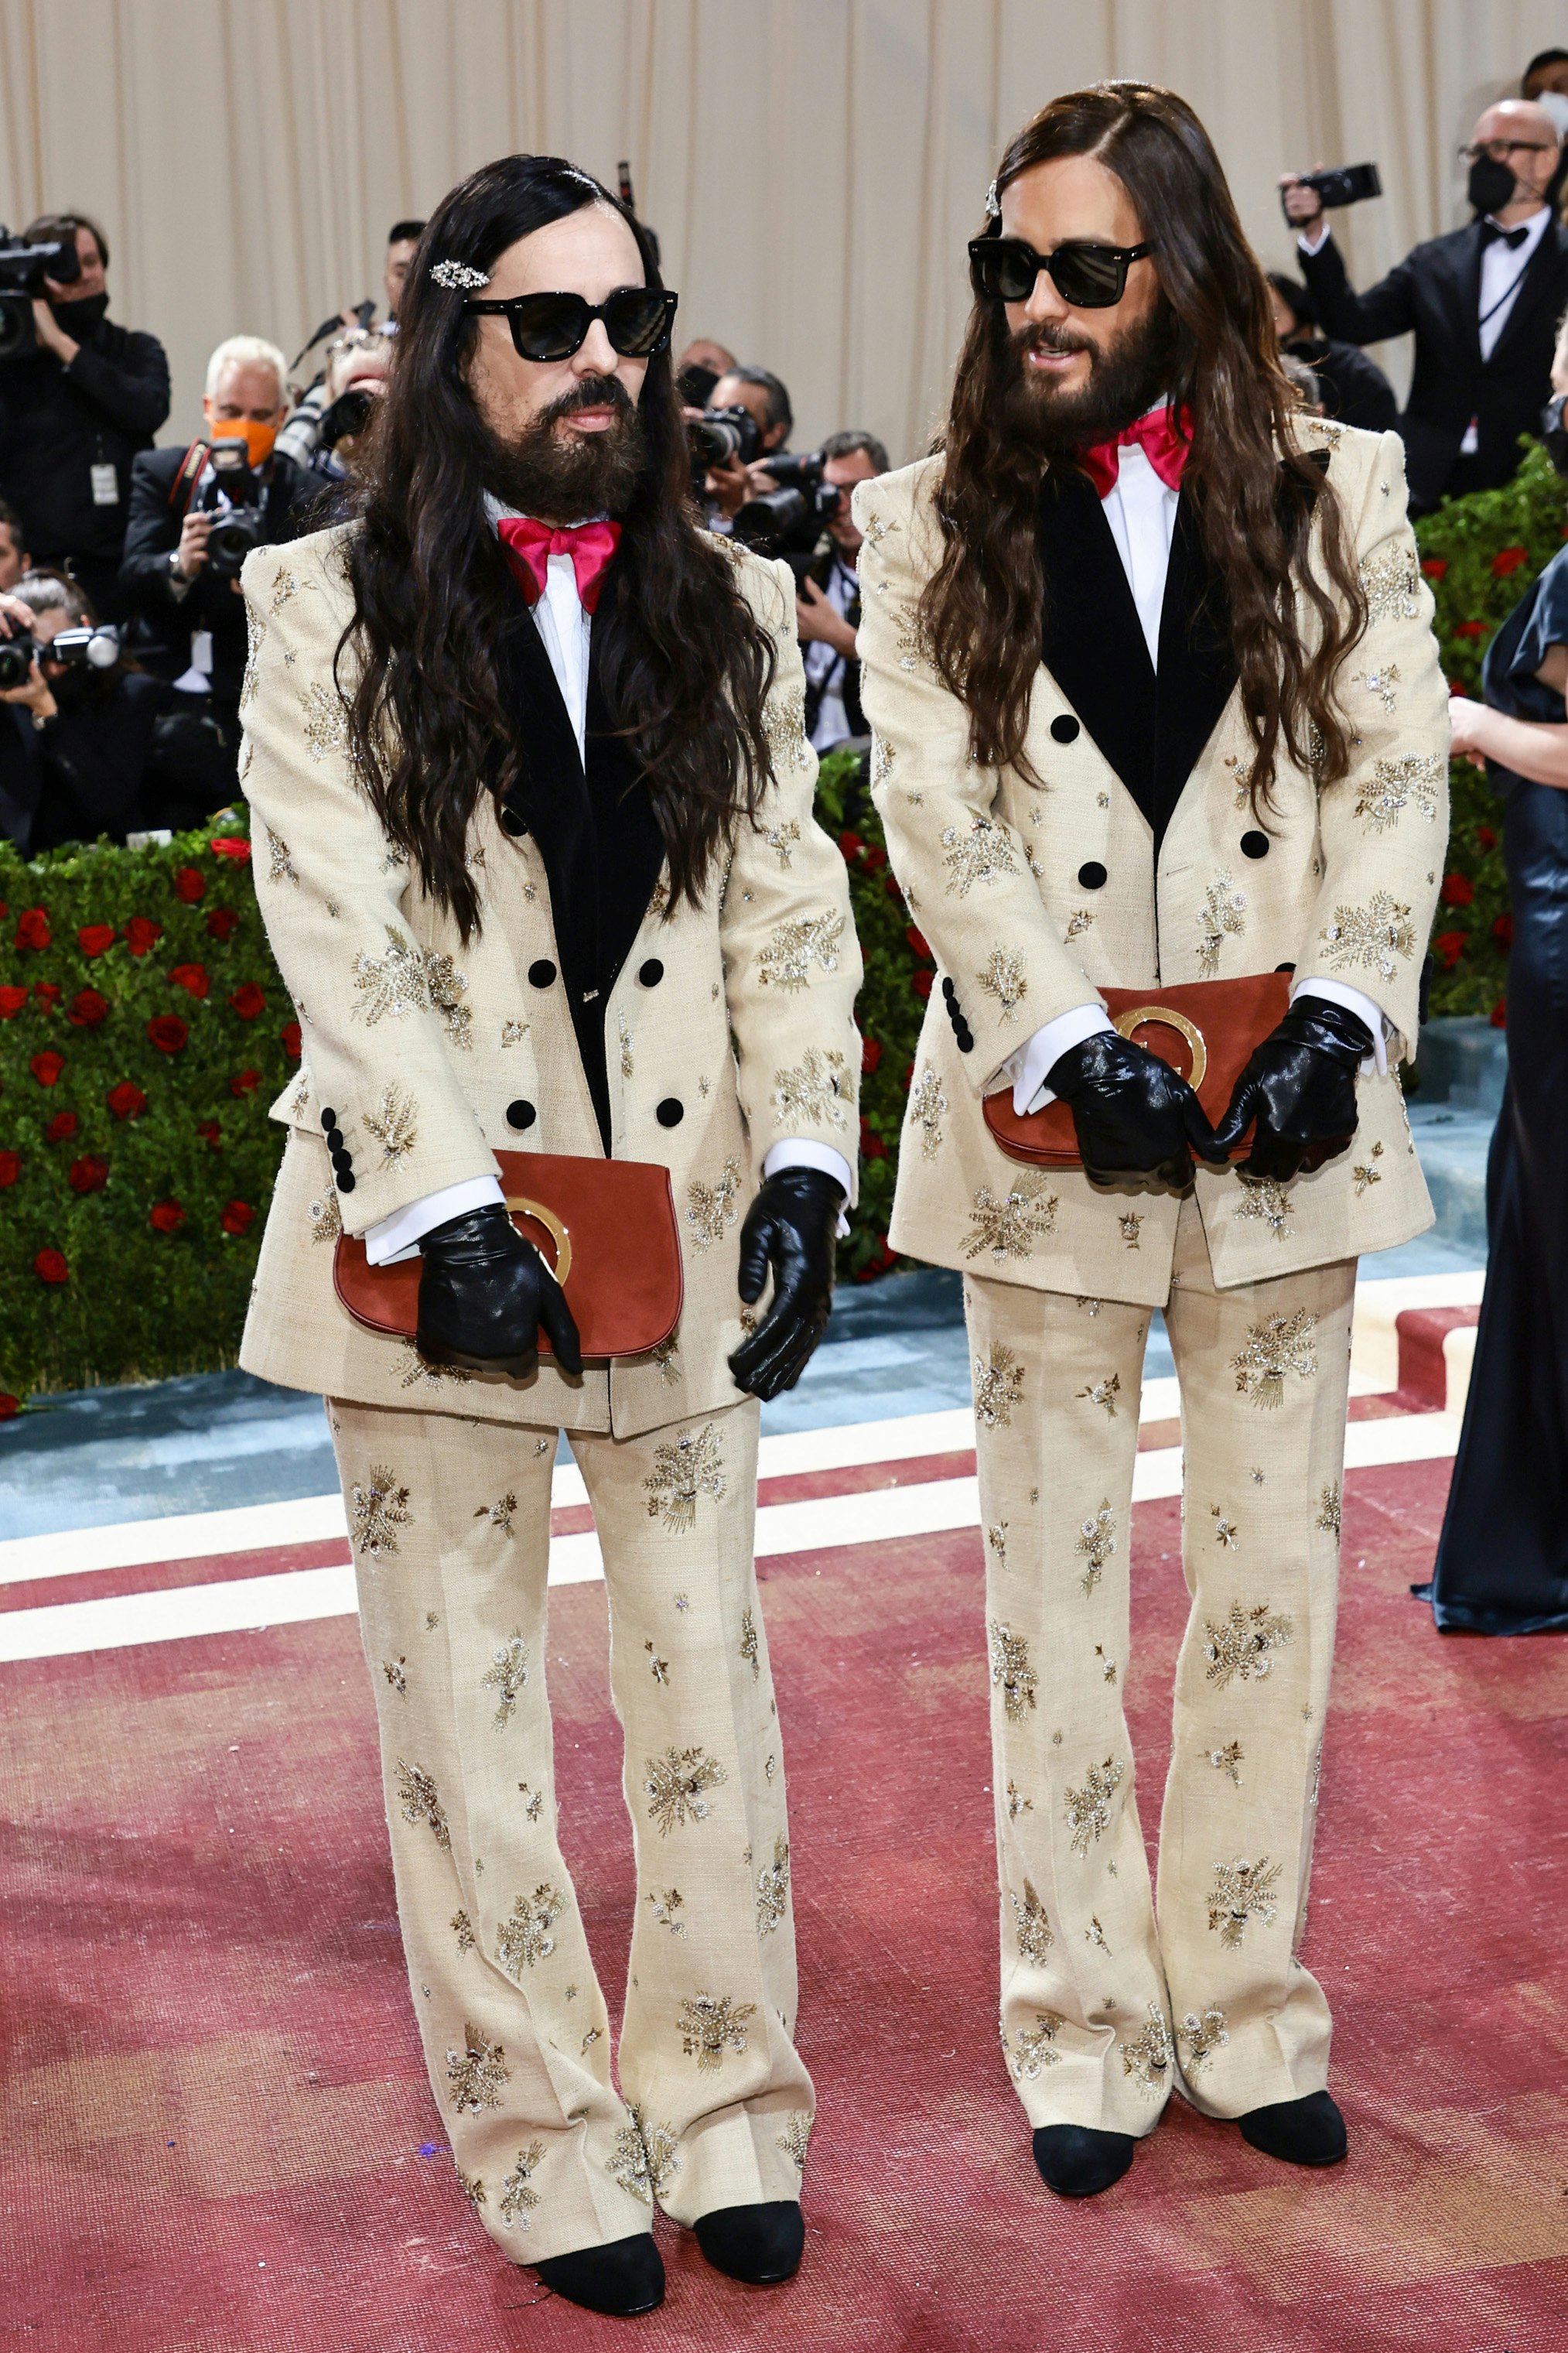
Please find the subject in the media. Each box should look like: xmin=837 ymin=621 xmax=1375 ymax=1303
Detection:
xmin=1212 ymin=995 xmax=1372 ymax=1181
xmin=727 ymin=1167 xmax=842 ymax=1401
xmin=415 ymin=1203 xmax=583 ymax=1380
xmin=1047 ymin=1029 xmax=1228 ymax=1191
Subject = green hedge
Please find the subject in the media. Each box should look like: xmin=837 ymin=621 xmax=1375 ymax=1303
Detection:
xmin=3 ymin=460 xmax=1559 ymax=1404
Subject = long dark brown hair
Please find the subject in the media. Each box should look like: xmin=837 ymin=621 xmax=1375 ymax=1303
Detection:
xmin=339 ymin=154 xmax=777 ymax=941
xmin=921 ymin=84 xmax=1368 ymax=809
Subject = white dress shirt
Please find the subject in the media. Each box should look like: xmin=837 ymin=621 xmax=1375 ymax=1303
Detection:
xmin=803 ymin=552 xmax=859 ymax=750
xmin=365 ymin=501 xmax=851 ymax=1265
xmin=1001 ymin=422 xmax=1387 ymax=1114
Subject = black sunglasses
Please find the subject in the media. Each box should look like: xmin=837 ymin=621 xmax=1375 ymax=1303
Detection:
xmin=463 ymin=285 xmax=678 ymax=362
xmin=968 ymin=234 xmax=1153 ymax=310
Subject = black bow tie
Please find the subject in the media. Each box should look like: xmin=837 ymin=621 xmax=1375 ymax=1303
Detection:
xmin=1481 ymin=220 xmax=1531 ymax=250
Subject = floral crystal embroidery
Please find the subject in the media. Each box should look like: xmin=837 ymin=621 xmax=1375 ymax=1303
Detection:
xmin=307 ymin=1191 xmax=342 ymax=1244
xmin=647 ymin=1887 xmax=686 ymax=1937
xmin=974 ymin=1343 xmax=1026 ymax=1428
xmin=1078 ymin=1373 xmax=1121 ymax=1418
xmin=481 ymin=1632 xmax=529 ymax=1728
xmin=644 ymin=1746 xmax=727 ymax=1834
xmin=350 ymin=1465 xmax=412 ymax=1556
xmin=265 ymin=826 xmax=296 ymax=884
xmin=978 ymin=948 xmax=1027 ymax=1022
xmin=1005 ymin=2012 xmax=1064 ymax=2079
xmin=1064 ymin=1756 xmax=1125 ymax=1857
xmin=1179 ymin=2006 xmax=1231 ymax=2075
xmin=609 ymin=2108 xmax=679 ymax=2204
xmin=1358 ymin=545 xmax=1420 ymax=623
xmin=964 ymin=1177 xmax=1058 ymax=1263
xmin=1120 ymin=2005 xmax=1173 ymax=2095
xmin=1317 ymin=1482 xmax=1342 ymax=1538
xmin=300 ymin=679 xmax=349 ymax=762
xmin=474 ymin=1492 xmax=518 ymax=1538
xmin=395 ymin=1760 xmax=450 ymax=1849
xmin=770 ymin=1045 xmax=852 ymax=1130
xmin=989 ymin=1623 xmax=1037 ymax=1722
xmin=755 ymin=1835 xmax=791 ymax=1935
xmin=643 ymin=1423 xmax=725 ymax=1533
xmin=1319 ymin=892 xmax=1416 ymax=980
xmin=910 ymin=1064 xmax=947 ymax=1160
xmin=1353 ymin=1141 xmax=1385 ymax=1194
xmin=1231 ymin=1308 xmax=1318 ymax=1407
xmin=1076 ymin=1500 xmax=1117 ymax=1596
xmin=451 ymin=1907 xmax=476 ymax=1954
xmin=1235 ymin=1175 xmax=1293 ymax=1238
xmin=764 ymin=819 xmax=801 ymax=865
xmin=1202 ymin=1600 xmax=1294 ymax=1689
xmin=777 ymin=2112 xmax=812 ymax=2171
xmin=679 ymin=1992 xmax=757 ymax=2071
xmin=424 ymin=951 xmax=472 ymax=1047
xmin=941 ymin=814 xmax=1020 ymax=897
xmin=686 ymin=1158 xmax=742 ymax=1250
xmin=497 ymin=2140 xmax=545 ymax=2228
xmin=1354 ymin=753 xmax=1443 ymax=831
xmin=740 ymin=1606 xmax=760 ymax=1680
xmin=446 ymin=2022 xmax=509 ymax=2113
xmin=756 ymin=911 xmax=845 ymax=990
xmin=496 ymin=1883 xmax=566 ymax=1975
xmin=352 ymin=925 xmax=429 ymax=1024
xmin=1197 ymin=871 xmax=1247 ymax=976
xmin=1208 ymin=1740 xmax=1244 ymax=1786
xmin=1011 ymin=1879 xmax=1055 ymax=1963
xmin=764 ymin=686 xmax=811 ymax=771
xmin=364 ymin=1082 xmax=418 ymax=1164
xmin=1208 ymin=1855 xmax=1283 ymax=1947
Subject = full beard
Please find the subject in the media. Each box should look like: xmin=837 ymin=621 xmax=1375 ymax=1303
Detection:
xmin=1001 ymin=299 xmax=1180 ymax=457
xmin=483 ymin=374 xmax=647 ymax=521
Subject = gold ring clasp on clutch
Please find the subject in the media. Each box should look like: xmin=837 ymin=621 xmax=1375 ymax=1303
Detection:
xmin=1111 ymin=1004 xmax=1208 ymax=1091
xmin=504 ymin=1196 xmax=573 ymax=1287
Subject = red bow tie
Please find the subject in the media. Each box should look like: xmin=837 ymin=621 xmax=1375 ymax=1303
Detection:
xmin=1076 ymin=403 xmax=1193 ymax=498
xmin=497 ymin=514 xmax=622 ymax=613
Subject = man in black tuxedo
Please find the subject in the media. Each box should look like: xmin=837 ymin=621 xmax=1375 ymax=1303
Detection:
xmin=1283 ymin=98 xmax=1568 ymax=512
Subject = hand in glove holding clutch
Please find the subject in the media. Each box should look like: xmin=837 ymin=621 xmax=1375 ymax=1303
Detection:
xmin=1047 ymin=1031 xmax=1229 ymax=1192
xmin=1212 ymin=997 xmax=1371 ymax=1182
xmin=416 ymin=1204 xmax=583 ymax=1380
xmin=727 ymin=1166 xmax=843 ymax=1401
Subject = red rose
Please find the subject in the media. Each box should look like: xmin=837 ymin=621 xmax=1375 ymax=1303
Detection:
xmin=173 ymin=865 xmax=206 ymax=903
xmin=0 ymin=984 xmax=26 ymax=1017
xmin=14 ymin=907 xmax=50 ymax=950
xmin=1491 ymin=545 xmax=1529 ymax=576
xmin=196 ymin=1119 xmax=222 ymax=1148
xmin=1440 ymin=872 xmax=1474 ymax=907
xmin=1476 ymin=823 xmax=1497 ymax=850
xmin=210 ymin=836 xmax=251 ymax=863
xmin=1493 ymin=912 xmax=1514 ymax=949
xmin=280 ymin=1019 xmax=302 ymax=1060
xmin=229 ymin=1068 xmax=261 ymax=1096
xmin=205 ymin=907 xmax=240 ymax=942
xmin=68 ymin=988 xmax=108 ymax=1028
xmin=1451 ymin=620 xmax=1488 ymax=640
xmin=45 ymin=1110 xmax=78 ymax=1144
xmin=33 ymin=1247 xmax=68 ymax=1284
xmin=906 ymin=924 xmax=931 ymax=961
xmin=861 ymin=1036 xmax=883 ymax=1076
xmin=839 ymin=830 xmax=865 ymax=860
xmin=146 ymin=1014 xmax=190 ymax=1054
xmin=33 ymin=981 xmax=60 ymax=1008
xmin=149 ymin=1199 xmax=186 ymax=1235
xmin=1421 ymin=557 xmax=1448 ymax=579
xmin=1433 ymin=930 xmax=1467 ymax=968
xmin=107 ymin=1080 xmax=147 ymax=1120
xmin=0 ymin=1394 xmax=17 ymax=1419
xmin=863 ymin=845 xmax=888 ymax=872
xmin=68 ymin=1153 xmax=108 ymax=1194
xmin=0 ymin=1149 xmax=19 ymax=1186
xmin=169 ymin=962 xmax=210 ymax=998
xmin=882 ymin=872 xmax=902 ymax=902
xmin=124 ymin=916 xmax=163 ymax=956
xmin=227 ymin=981 xmax=266 ymax=1020
xmin=912 ymin=969 xmax=933 ymax=1000
xmin=1491 ymin=997 xmax=1508 ymax=1028
xmin=77 ymin=922 xmax=116 ymax=958
xmin=220 ymin=1199 xmax=255 ymax=1236
xmin=29 ymin=1049 xmax=64 ymax=1086
xmin=1449 ymin=678 xmax=1466 ymax=696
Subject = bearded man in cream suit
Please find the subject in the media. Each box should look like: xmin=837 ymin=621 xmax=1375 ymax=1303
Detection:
xmin=856 ymin=86 xmax=1447 ymax=2197
xmin=237 ymin=156 xmax=859 ymax=2319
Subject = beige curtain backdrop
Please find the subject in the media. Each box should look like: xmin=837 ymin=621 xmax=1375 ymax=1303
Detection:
xmin=0 ymin=0 xmax=1563 ymax=459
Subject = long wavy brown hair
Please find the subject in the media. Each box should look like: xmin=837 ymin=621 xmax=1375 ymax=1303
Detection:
xmin=920 ymin=84 xmax=1367 ymax=809
xmin=339 ymin=154 xmax=777 ymax=942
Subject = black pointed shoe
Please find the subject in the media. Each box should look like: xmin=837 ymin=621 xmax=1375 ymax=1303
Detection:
xmin=533 ymin=2233 xmax=665 ymax=2315
xmin=1033 ymin=2124 xmax=1136 ymax=2197
xmin=693 ymin=2199 xmax=805 ymax=2284
xmin=1239 ymin=2089 xmax=1348 ymax=2167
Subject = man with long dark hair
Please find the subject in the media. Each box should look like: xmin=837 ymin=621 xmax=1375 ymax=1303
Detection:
xmin=857 ymin=86 xmax=1447 ymax=2197
xmin=235 ymin=154 xmax=859 ymax=2317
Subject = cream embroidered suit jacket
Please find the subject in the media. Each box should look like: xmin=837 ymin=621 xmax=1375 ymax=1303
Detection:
xmin=236 ymin=526 xmax=862 ymax=1435
xmin=854 ymin=426 xmax=1449 ymax=1306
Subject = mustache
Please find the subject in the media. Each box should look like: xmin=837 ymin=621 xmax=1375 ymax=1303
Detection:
xmin=542 ymin=373 xmax=635 ymax=424
xmin=1011 ymin=320 xmax=1097 ymax=361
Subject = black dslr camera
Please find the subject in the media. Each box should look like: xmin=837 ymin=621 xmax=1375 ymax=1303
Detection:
xmin=0 ymin=621 xmax=120 ymax=689
xmin=200 ymin=440 xmax=268 ymax=579
xmin=733 ymin=452 xmax=842 ymax=575
xmin=0 ymin=225 xmax=82 ymax=360
xmin=688 ymin=402 xmax=762 ymax=470
xmin=1279 ymin=162 xmax=1382 ymax=225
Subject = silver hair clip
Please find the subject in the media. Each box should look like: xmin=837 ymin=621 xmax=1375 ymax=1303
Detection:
xmin=429 ymin=259 xmax=490 ymax=291
xmin=984 ymin=179 xmax=1001 ymax=219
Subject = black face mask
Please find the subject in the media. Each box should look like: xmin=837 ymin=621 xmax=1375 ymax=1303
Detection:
xmin=50 ymin=292 xmax=108 ymax=333
xmin=1468 ymin=152 xmax=1520 ymax=218
xmin=1542 ymin=390 xmax=1568 ymax=475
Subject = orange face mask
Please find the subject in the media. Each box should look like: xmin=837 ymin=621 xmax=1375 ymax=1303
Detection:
xmin=210 ymin=415 xmax=278 ymax=468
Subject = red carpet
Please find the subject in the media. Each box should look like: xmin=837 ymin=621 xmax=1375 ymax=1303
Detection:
xmin=3 ymin=1459 xmax=1566 ymax=2352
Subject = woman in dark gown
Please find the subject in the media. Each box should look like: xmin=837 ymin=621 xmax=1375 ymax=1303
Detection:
xmin=1425 ymin=534 xmax=1568 ymax=1631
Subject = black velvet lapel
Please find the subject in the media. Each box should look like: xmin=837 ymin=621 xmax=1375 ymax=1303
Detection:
xmin=1489 ymin=221 xmax=1566 ymax=370
xmin=1457 ymin=218 xmax=1488 ymax=362
xmin=1153 ymin=491 xmax=1238 ymax=842
xmin=1038 ymin=467 xmax=1158 ymax=828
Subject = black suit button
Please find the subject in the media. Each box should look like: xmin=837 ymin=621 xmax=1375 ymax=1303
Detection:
xmin=1241 ymin=830 xmax=1270 ymax=859
xmin=941 ymin=975 xmax=955 ymax=1000
xmin=500 ymin=805 xmax=528 ymax=839
xmin=336 ymin=1169 xmax=356 ymax=1194
xmin=331 ymin=1146 xmax=353 ymax=1172
xmin=955 ymin=1025 xmax=975 ymax=1054
xmin=1050 ymin=713 xmax=1081 ymax=743
xmin=506 ymin=1099 xmax=536 ymax=1131
xmin=656 ymin=1097 xmax=684 ymax=1127
xmin=319 ymin=1107 xmax=336 ymax=1131
xmin=325 ymin=1125 xmax=343 ymax=1151
xmin=528 ymin=959 xmax=556 ymax=988
xmin=638 ymin=958 xmax=664 ymax=987
xmin=1077 ymin=861 xmax=1108 ymax=890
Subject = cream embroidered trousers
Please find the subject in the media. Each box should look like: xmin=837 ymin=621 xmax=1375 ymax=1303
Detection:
xmin=328 ymin=1393 xmax=812 ymax=2263
xmin=965 ymin=1195 xmax=1355 ymax=2136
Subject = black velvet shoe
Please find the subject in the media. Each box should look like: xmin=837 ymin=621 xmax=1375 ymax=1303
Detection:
xmin=1238 ymin=2088 xmax=1348 ymax=2167
xmin=693 ymin=2199 xmax=804 ymax=2284
xmin=1032 ymin=2124 xmax=1136 ymax=2197
xmin=533 ymin=2233 xmax=664 ymax=2315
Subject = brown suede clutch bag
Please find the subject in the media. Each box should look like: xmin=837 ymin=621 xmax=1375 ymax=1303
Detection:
xmin=333 ymin=1151 xmax=685 ymax=1360
xmin=982 ymin=971 xmax=1293 ymax=1167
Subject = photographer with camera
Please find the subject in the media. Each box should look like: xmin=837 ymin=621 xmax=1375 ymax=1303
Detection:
xmin=296 ymin=329 xmax=392 ymax=515
xmin=119 ymin=336 xmax=316 ymax=785
xmin=698 ymin=362 xmax=793 ymax=523
xmin=0 ymin=568 xmax=172 ymax=849
xmin=0 ymin=213 xmax=169 ymax=622
xmin=1266 ymin=273 xmax=1396 ymax=432
xmin=1282 ymin=101 xmax=1568 ymax=511
xmin=789 ymin=428 xmax=889 ymax=751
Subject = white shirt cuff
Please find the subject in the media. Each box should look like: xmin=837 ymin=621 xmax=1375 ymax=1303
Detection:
xmin=764 ymin=1138 xmax=854 ymax=1237
xmin=364 ymin=1175 xmax=506 ymax=1265
xmin=1001 ymin=1001 xmax=1115 ymax=1114
xmin=1297 ymin=221 xmax=1331 ymax=256
xmin=1291 ymin=978 xmax=1389 ymax=1076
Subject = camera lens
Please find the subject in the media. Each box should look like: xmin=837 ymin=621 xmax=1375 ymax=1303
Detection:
xmin=0 ymin=635 xmax=38 ymax=690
